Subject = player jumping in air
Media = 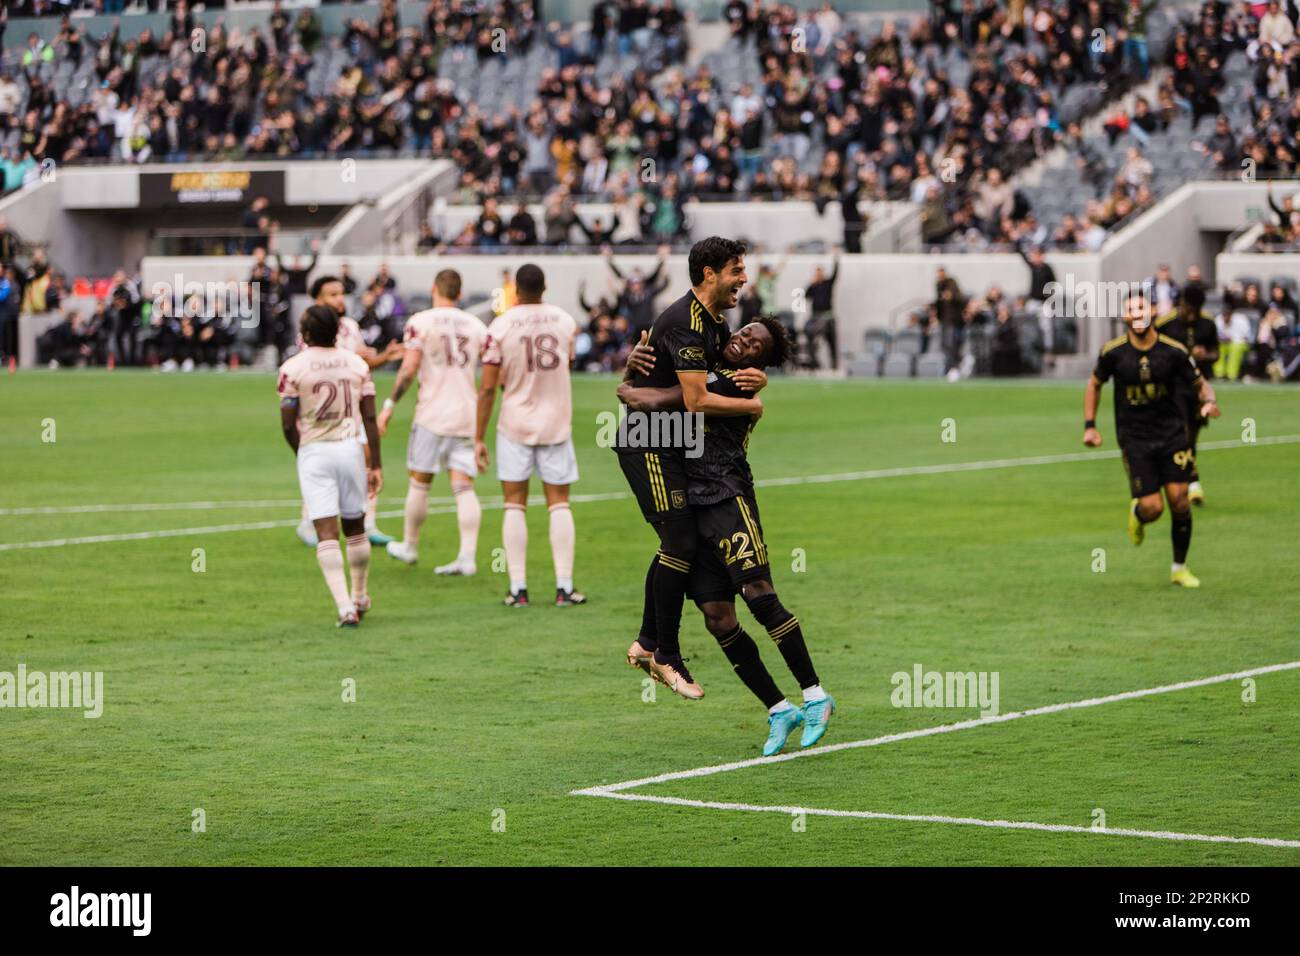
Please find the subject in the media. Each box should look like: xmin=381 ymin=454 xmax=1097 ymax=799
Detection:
xmin=1154 ymin=283 xmax=1219 ymax=505
xmin=614 ymin=237 xmax=765 ymax=700
xmin=378 ymin=270 xmax=487 ymax=575
xmin=475 ymin=264 xmax=586 ymax=607
xmin=295 ymin=274 xmax=403 ymax=548
xmin=278 ymin=305 xmax=384 ymax=627
xmin=618 ymin=319 xmax=835 ymax=756
xmin=1084 ymin=291 xmax=1220 ymax=588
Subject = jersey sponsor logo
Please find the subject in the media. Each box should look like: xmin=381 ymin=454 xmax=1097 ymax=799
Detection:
xmin=678 ymin=346 xmax=704 ymax=363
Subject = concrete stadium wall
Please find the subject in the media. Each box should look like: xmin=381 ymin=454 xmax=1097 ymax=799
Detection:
xmin=1214 ymin=252 xmax=1300 ymax=289
xmin=0 ymin=178 xmax=142 ymax=277
xmin=57 ymin=160 xmax=433 ymax=210
xmin=426 ymin=199 xmax=918 ymax=253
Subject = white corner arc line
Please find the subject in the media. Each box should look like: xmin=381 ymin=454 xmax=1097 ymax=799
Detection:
xmin=3 ymin=436 xmax=1296 ymax=551
xmin=571 ymin=660 xmax=1300 ymax=849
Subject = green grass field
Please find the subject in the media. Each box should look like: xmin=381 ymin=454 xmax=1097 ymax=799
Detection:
xmin=2 ymin=370 xmax=1298 ymax=866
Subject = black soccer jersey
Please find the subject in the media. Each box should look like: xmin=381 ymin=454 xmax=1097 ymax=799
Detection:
xmin=1155 ymin=310 xmax=1219 ymax=379
xmin=614 ymin=289 xmax=729 ymax=454
xmin=686 ymin=368 xmax=757 ymax=506
xmin=1093 ymin=334 xmax=1203 ymax=448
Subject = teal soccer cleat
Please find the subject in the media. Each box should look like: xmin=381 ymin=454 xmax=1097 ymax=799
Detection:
xmin=800 ymin=695 xmax=835 ymax=748
xmin=763 ymin=707 xmax=804 ymax=757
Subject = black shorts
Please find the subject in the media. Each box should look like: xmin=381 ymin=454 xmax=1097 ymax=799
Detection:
xmin=687 ymin=494 xmax=772 ymax=603
xmin=618 ymin=450 xmax=691 ymax=522
xmin=1121 ymin=439 xmax=1195 ymax=497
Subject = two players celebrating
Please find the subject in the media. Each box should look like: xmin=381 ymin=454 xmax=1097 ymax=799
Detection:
xmin=614 ymin=238 xmax=836 ymax=757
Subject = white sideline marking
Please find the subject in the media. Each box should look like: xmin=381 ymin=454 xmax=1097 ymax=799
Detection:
xmin=572 ymin=660 xmax=1300 ymax=849
xmin=0 ymin=497 xmax=461 ymax=516
xmin=581 ymin=792 xmax=1300 ymax=849
xmin=3 ymin=435 xmax=1297 ymax=551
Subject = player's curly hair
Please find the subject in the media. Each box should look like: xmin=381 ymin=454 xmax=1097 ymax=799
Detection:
xmin=756 ymin=315 xmax=795 ymax=370
xmin=299 ymin=304 xmax=340 ymax=347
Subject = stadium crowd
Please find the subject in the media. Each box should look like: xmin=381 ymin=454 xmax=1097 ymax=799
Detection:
xmin=0 ymin=0 xmax=1197 ymax=252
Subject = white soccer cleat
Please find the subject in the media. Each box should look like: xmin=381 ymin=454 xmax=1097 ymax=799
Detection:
xmin=434 ymin=558 xmax=477 ymax=576
xmin=386 ymin=540 xmax=418 ymax=565
xmin=296 ymin=520 xmax=319 ymax=547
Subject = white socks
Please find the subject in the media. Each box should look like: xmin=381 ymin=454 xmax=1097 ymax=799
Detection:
xmin=404 ymin=477 xmax=430 ymax=550
xmin=769 ymin=700 xmax=795 ymax=716
xmin=549 ymin=502 xmax=575 ymax=592
xmin=1172 ymin=562 xmax=1185 ymax=573
xmin=316 ymin=539 xmax=352 ymax=614
xmin=454 ymin=483 xmax=481 ymax=562
xmin=345 ymin=532 xmax=370 ymax=602
xmin=503 ymin=503 xmax=528 ymax=593
xmin=802 ymin=685 xmax=828 ymax=703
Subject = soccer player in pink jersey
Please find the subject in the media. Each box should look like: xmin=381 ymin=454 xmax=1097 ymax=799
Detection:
xmin=475 ymin=264 xmax=585 ymax=607
xmin=278 ymin=305 xmax=385 ymax=627
xmin=377 ymin=270 xmax=487 ymax=575
xmin=294 ymin=275 xmax=402 ymax=549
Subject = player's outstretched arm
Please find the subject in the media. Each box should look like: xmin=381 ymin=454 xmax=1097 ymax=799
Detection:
xmin=617 ymin=381 xmax=683 ymax=412
xmin=1197 ymin=378 xmax=1220 ymax=419
xmin=1082 ymin=375 xmax=1103 ymax=447
xmin=677 ymin=370 xmax=762 ymax=417
xmin=360 ymin=395 xmax=383 ymax=495
xmin=379 ymin=349 xmax=422 ymax=435
xmin=280 ymin=399 xmax=300 ymax=455
xmin=475 ymin=364 xmax=501 ymax=472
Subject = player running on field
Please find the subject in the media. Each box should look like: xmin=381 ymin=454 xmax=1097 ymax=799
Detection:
xmin=614 ymin=237 xmax=766 ymax=700
xmin=1154 ymin=283 xmax=1219 ymax=505
xmin=1084 ymin=291 xmax=1220 ymax=588
xmin=618 ymin=318 xmax=835 ymax=755
xmin=278 ymin=305 xmax=384 ymax=627
xmin=295 ymin=274 xmax=403 ymax=548
xmin=475 ymin=264 xmax=585 ymax=607
xmin=378 ymin=269 xmax=487 ymax=575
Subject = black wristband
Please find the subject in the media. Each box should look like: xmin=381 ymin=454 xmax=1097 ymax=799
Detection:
xmin=1084 ymin=418 xmax=1096 ymax=429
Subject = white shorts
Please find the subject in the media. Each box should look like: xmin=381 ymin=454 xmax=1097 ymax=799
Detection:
xmin=298 ymin=439 xmax=367 ymax=521
xmin=496 ymin=432 xmax=579 ymax=485
xmin=407 ymin=424 xmax=476 ymax=476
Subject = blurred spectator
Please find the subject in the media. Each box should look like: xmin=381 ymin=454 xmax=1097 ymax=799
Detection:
xmin=802 ymin=253 xmax=839 ymax=370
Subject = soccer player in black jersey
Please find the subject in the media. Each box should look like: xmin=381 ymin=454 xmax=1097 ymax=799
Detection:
xmin=614 ymin=237 xmax=766 ymax=700
xmin=1084 ymin=291 xmax=1220 ymax=588
xmin=619 ymin=318 xmax=835 ymax=756
xmin=1154 ymin=284 xmax=1219 ymax=505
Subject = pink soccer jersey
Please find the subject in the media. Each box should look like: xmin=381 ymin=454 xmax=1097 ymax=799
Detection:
xmin=403 ymin=307 xmax=488 ymax=438
xmin=336 ymin=316 xmax=366 ymax=355
xmin=482 ymin=303 xmax=578 ymax=446
xmin=277 ymin=347 xmax=376 ymax=445
xmin=295 ymin=315 xmax=365 ymax=354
